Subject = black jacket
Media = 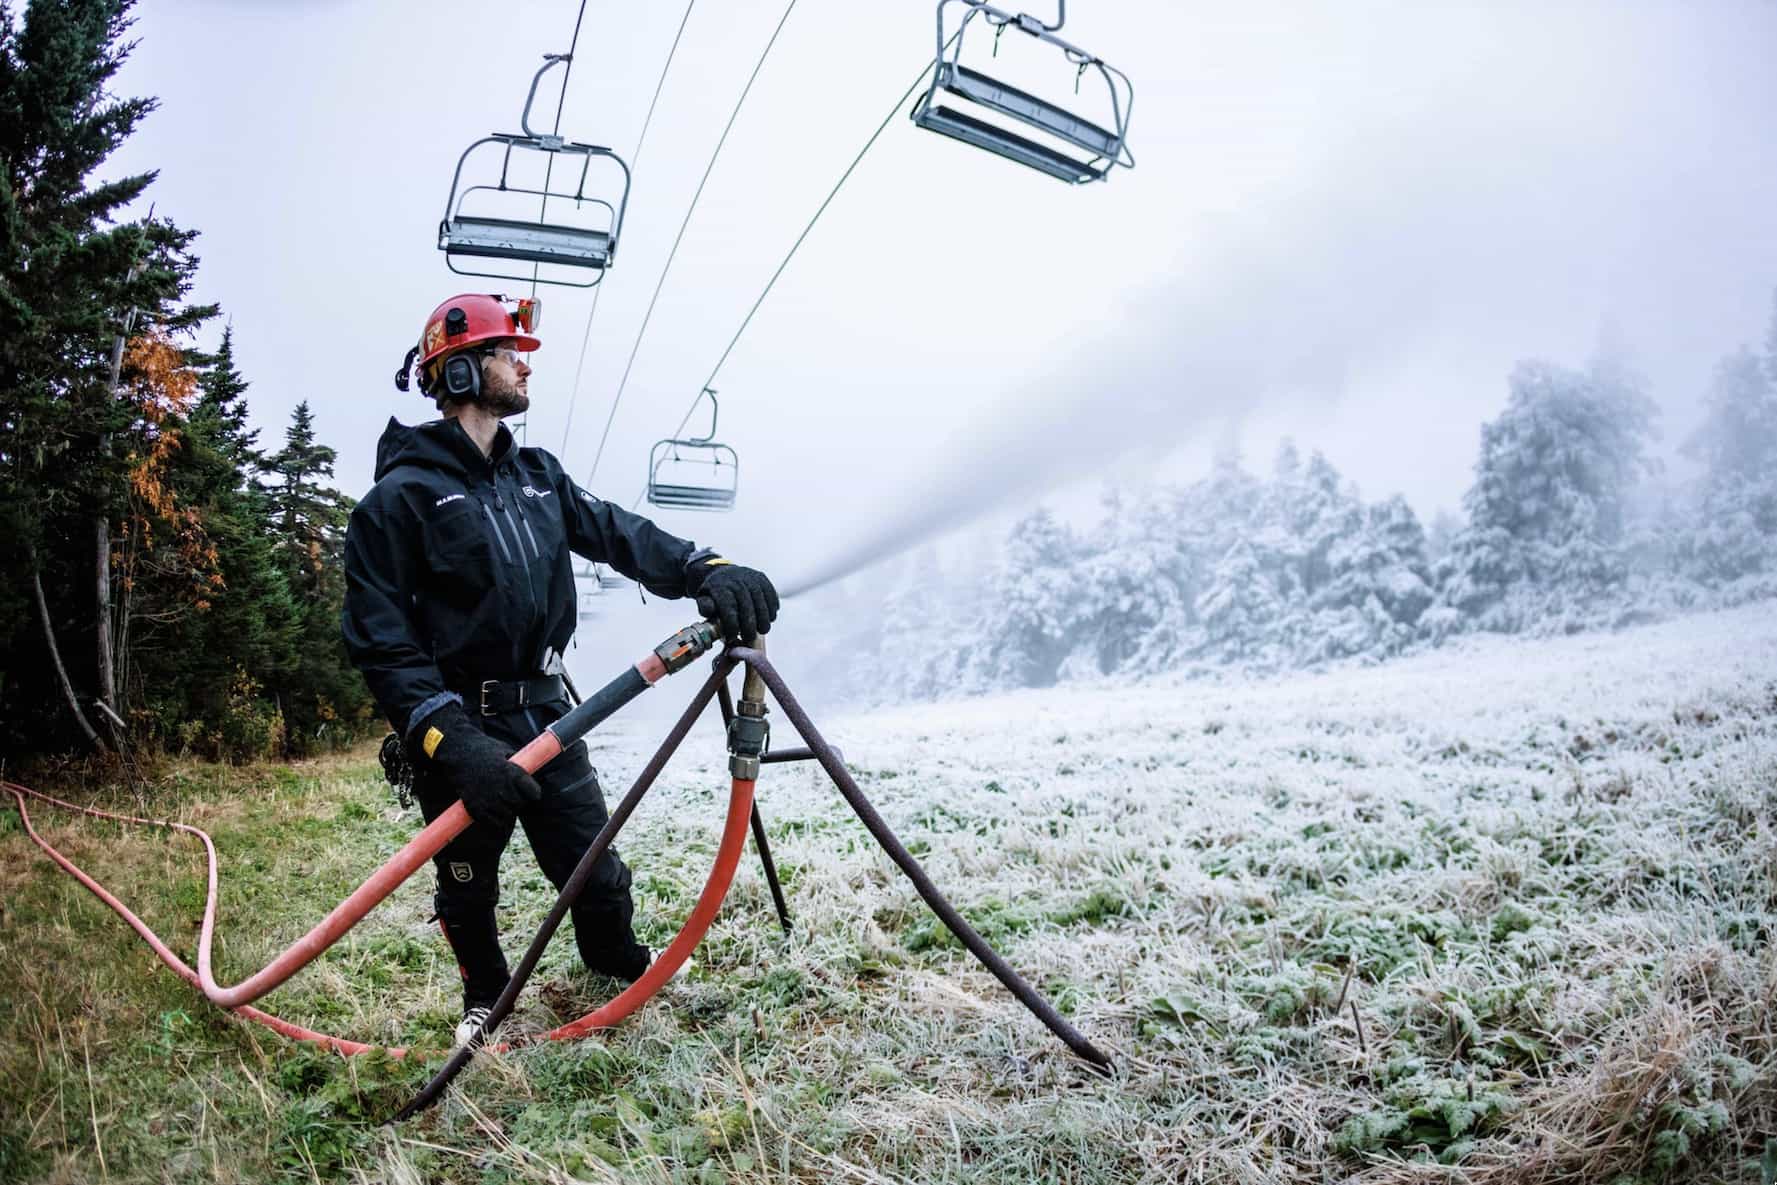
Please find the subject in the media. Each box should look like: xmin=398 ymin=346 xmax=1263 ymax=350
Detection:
xmin=342 ymin=417 xmax=703 ymax=737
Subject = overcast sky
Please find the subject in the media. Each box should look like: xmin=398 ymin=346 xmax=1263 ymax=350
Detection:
xmin=107 ymin=0 xmax=1777 ymax=596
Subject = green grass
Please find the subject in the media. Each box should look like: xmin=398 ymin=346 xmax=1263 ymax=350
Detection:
xmin=3 ymin=621 xmax=1776 ymax=1184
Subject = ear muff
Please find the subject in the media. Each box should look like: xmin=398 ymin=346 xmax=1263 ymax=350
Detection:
xmin=442 ymin=352 xmax=481 ymax=401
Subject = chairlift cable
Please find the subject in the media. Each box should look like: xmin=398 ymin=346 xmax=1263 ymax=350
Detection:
xmin=528 ymin=0 xmax=592 ymax=300
xmin=582 ymin=0 xmax=802 ymax=490
xmin=558 ymin=0 xmax=700 ymax=459
xmin=513 ymin=0 xmax=591 ymax=448
xmin=626 ymin=33 xmax=958 ymax=511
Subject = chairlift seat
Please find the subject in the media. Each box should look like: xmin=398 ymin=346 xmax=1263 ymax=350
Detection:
xmin=915 ymin=98 xmax=1110 ymax=184
xmin=647 ymin=481 xmax=737 ymax=511
xmin=644 ymin=389 xmax=739 ymax=513
xmin=441 ymin=215 xmax=612 ymax=270
xmin=436 ymin=56 xmax=631 ymax=289
xmin=912 ymin=0 xmax=1134 ymax=184
xmin=946 ymin=63 xmax=1119 ymax=158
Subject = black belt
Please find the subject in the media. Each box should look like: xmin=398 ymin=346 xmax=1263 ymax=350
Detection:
xmin=452 ymin=674 xmax=567 ymax=716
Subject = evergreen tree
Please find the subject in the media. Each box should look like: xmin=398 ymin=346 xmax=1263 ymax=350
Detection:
xmin=1195 ymin=536 xmax=1285 ymax=664
xmin=1310 ymin=494 xmax=1434 ymax=660
xmin=1067 ymin=485 xmax=1197 ymax=678
xmin=1678 ymin=328 xmax=1777 ymax=589
xmin=262 ymin=400 xmax=367 ymax=752
xmin=0 ymin=0 xmax=212 ymax=751
xmin=973 ymin=507 xmax=1080 ymax=688
xmin=189 ymin=325 xmax=262 ymax=472
xmin=1435 ymin=360 xmax=1657 ymax=633
xmin=129 ymin=330 xmax=300 ymax=755
xmin=876 ymin=545 xmax=960 ymax=701
xmin=264 ymin=401 xmax=346 ymax=588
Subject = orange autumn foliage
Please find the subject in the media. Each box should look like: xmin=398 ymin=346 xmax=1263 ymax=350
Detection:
xmin=117 ymin=328 xmax=223 ymax=610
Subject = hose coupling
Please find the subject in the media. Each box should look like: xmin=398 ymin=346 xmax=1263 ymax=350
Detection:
xmin=728 ymin=699 xmax=770 ymax=780
xmin=655 ymin=621 xmax=720 ymax=675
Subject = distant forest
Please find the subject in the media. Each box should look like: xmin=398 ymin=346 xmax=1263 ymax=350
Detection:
xmin=0 ymin=1 xmax=370 ymax=761
xmin=820 ymin=299 xmax=1777 ymax=705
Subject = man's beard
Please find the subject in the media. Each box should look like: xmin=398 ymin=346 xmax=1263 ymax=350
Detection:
xmin=480 ymin=375 xmax=530 ymax=418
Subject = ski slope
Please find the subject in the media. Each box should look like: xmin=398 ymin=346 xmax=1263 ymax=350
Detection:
xmin=570 ymin=601 xmax=1775 ymax=1182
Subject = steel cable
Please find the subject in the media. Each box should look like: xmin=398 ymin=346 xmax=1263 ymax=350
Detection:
xmin=557 ymin=0 xmax=701 ymax=457
xmin=519 ymin=0 xmax=591 ymax=447
xmin=627 ymin=33 xmax=959 ymax=509
xmin=580 ymin=0 xmax=802 ymax=490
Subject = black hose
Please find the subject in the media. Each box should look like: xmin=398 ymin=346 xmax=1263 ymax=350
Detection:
xmin=549 ymin=664 xmax=650 ymax=741
xmin=729 ymin=648 xmax=1114 ymax=1072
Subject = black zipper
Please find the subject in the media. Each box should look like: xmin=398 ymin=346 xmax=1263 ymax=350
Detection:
xmin=496 ymin=470 xmax=540 ymax=625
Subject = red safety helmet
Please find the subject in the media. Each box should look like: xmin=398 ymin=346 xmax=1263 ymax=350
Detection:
xmin=396 ymin=293 xmax=542 ymax=393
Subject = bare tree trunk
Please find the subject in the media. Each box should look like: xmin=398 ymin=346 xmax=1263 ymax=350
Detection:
xmin=34 ymin=566 xmax=105 ymax=751
xmin=94 ymin=278 xmax=139 ymax=754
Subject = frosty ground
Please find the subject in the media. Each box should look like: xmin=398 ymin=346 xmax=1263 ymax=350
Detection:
xmin=2 ymin=604 xmax=1773 ymax=1183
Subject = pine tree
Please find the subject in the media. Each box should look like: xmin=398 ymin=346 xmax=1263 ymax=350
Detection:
xmin=261 ymin=401 xmax=368 ymax=753
xmin=1678 ymin=297 xmax=1777 ymax=590
xmin=127 ymin=329 xmax=300 ymax=755
xmin=264 ymin=401 xmax=345 ymax=588
xmin=1071 ymin=484 xmax=1197 ymax=678
xmin=1195 ymin=536 xmax=1285 ymax=665
xmin=973 ymin=507 xmax=1080 ymax=688
xmin=1310 ymin=494 xmax=1434 ymax=660
xmin=189 ymin=325 xmax=262 ymax=472
xmin=1434 ymin=360 xmax=1657 ymax=633
xmin=0 ymin=0 xmax=213 ymax=752
xmin=876 ymin=545 xmax=957 ymax=701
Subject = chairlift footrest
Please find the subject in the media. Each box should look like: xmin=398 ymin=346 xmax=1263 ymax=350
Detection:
xmin=914 ymin=103 xmax=1108 ymax=184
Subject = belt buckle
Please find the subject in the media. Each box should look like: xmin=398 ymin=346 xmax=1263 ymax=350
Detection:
xmin=479 ymin=680 xmax=497 ymax=716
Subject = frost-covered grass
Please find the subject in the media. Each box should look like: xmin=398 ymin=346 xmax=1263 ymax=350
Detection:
xmin=2 ymin=604 xmax=1774 ymax=1183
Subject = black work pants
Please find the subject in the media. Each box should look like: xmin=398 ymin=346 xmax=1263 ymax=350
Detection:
xmin=415 ymin=700 xmax=646 ymax=1009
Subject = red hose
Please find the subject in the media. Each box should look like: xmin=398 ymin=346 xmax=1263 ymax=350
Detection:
xmin=544 ymin=776 xmax=754 ymax=1040
xmin=3 ymin=781 xmax=406 ymax=1056
xmin=2 ymin=768 xmax=756 ymax=1056
xmin=197 ymin=804 xmax=470 ymax=1009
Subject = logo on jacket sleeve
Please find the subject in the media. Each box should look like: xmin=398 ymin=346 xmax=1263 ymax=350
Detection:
xmin=434 ymin=493 xmax=465 ymax=507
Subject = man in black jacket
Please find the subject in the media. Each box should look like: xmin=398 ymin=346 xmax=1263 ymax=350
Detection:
xmin=343 ymin=293 xmax=777 ymax=1044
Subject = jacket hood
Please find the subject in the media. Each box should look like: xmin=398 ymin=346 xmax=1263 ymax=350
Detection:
xmin=373 ymin=417 xmax=514 ymax=481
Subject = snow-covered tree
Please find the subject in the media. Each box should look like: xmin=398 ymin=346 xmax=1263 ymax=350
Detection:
xmin=1434 ymin=359 xmax=1658 ymax=633
xmin=875 ymin=545 xmax=955 ymax=700
xmin=1679 ymin=335 xmax=1777 ymax=590
xmin=1307 ymin=494 xmax=1435 ymax=660
xmin=971 ymin=507 xmax=1082 ymax=688
xmin=1065 ymin=485 xmax=1197 ymax=678
xmin=1195 ymin=536 xmax=1286 ymax=665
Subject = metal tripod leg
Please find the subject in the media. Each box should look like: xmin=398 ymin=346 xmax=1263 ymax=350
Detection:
xmin=730 ymin=647 xmax=1114 ymax=1073
xmin=720 ymin=676 xmax=792 ymax=933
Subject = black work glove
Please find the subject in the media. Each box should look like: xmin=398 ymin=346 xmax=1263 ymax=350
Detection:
xmin=410 ymin=701 xmax=542 ymax=830
xmin=688 ymin=557 xmax=779 ymax=643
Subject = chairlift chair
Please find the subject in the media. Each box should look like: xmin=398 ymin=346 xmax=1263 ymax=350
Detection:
xmin=440 ymin=55 xmax=632 ymax=289
xmin=647 ymin=388 xmax=739 ymax=512
xmin=911 ymin=0 xmax=1134 ymax=185
xmin=574 ymin=563 xmax=632 ymax=621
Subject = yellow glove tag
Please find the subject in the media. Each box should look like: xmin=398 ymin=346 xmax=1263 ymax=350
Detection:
xmin=704 ymin=558 xmax=734 ymax=567
xmin=423 ymin=726 xmax=445 ymax=759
